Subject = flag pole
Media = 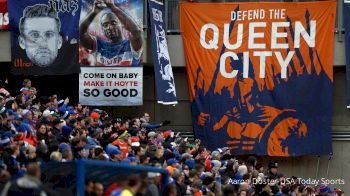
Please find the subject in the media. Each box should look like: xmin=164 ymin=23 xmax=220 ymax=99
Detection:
xmin=315 ymin=155 xmax=320 ymax=180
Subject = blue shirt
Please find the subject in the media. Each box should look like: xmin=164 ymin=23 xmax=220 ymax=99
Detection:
xmin=95 ymin=38 xmax=141 ymax=66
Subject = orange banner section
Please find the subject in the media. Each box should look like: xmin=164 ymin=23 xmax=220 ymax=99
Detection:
xmin=180 ymin=1 xmax=336 ymax=101
xmin=180 ymin=1 xmax=336 ymax=156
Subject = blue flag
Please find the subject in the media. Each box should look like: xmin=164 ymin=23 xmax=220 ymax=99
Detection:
xmin=344 ymin=2 xmax=350 ymax=108
xmin=149 ymin=0 xmax=177 ymax=105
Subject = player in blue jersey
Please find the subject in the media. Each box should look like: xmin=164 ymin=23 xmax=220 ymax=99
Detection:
xmin=80 ymin=0 xmax=143 ymax=66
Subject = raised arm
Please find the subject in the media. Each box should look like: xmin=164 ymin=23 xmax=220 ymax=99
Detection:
xmin=79 ymin=0 xmax=103 ymax=50
xmin=106 ymin=0 xmax=143 ymax=51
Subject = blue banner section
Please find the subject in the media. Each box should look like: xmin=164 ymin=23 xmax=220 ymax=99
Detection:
xmin=8 ymin=0 xmax=81 ymax=75
xmin=344 ymin=2 xmax=350 ymax=108
xmin=148 ymin=0 xmax=177 ymax=105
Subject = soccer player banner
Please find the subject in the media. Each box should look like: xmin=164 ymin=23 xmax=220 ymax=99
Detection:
xmin=79 ymin=0 xmax=143 ymax=67
xmin=344 ymin=0 xmax=350 ymax=108
xmin=180 ymin=1 xmax=336 ymax=156
xmin=7 ymin=0 xmax=81 ymax=75
xmin=0 ymin=0 xmax=10 ymax=30
xmin=79 ymin=0 xmax=143 ymax=106
xmin=149 ymin=0 xmax=177 ymax=105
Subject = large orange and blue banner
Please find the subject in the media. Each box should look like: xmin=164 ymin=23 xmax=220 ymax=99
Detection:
xmin=180 ymin=1 xmax=336 ymax=156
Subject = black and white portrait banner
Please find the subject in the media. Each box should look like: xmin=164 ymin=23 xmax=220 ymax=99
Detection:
xmin=8 ymin=0 xmax=81 ymax=75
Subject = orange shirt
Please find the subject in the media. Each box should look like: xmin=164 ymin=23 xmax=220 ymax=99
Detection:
xmin=194 ymin=191 xmax=203 ymax=196
xmin=112 ymin=139 xmax=129 ymax=159
xmin=166 ymin=166 xmax=176 ymax=175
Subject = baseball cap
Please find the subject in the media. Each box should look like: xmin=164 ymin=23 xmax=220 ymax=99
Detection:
xmin=268 ymin=161 xmax=278 ymax=169
xmin=319 ymin=184 xmax=333 ymax=193
xmin=166 ymin=158 xmax=178 ymax=166
xmin=211 ymin=150 xmax=220 ymax=157
xmin=181 ymin=153 xmax=193 ymax=159
xmin=58 ymin=143 xmax=71 ymax=152
xmin=14 ymin=115 xmax=23 ymax=121
xmin=112 ymin=118 xmax=122 ymax=124
xmin=147 ymin=131 xmax=157 ymax=138
xmin=43 ymin=110 xmax=54 ymax=117
xmin=106 ymin=144 xmax=122 ymax=157
xmin=52 ymin=119 xmax=64 ymax=126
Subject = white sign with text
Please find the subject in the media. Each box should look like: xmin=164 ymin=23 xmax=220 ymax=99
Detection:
xmin=79 ymin=67 xmax=143 ymax=106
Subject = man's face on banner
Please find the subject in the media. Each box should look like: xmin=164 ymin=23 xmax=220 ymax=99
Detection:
xmin=101 ymin=13 xmax=122 ymax=42
xmin=19 ymin=17 xmax=62 ymax=67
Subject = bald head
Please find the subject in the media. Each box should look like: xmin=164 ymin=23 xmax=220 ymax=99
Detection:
xmin=100 ymin=13 xmax=122 ymax=42
xmin=100 ymin=13 xmax=118 ymax=24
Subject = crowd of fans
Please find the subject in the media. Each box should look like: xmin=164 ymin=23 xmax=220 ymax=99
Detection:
xmin=0 ymin=79 xmax=345 ymax=196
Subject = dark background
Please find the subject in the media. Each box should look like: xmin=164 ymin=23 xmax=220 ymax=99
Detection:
xmin=0 ymin=63 xmax=158 ymax=118
xmin=0 ymin=62 xmax=79 ymax=104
